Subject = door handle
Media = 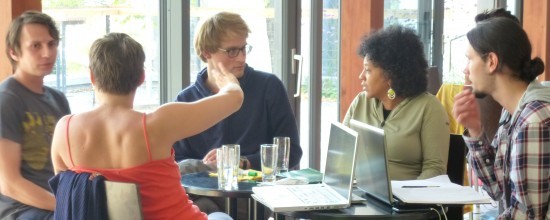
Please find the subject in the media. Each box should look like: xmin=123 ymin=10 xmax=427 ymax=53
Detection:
xmin=291 ymin=48 xmax=303 ymax=98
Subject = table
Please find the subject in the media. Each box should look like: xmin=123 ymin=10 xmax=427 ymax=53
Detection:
xmin=184 ymin=172 xmax=443 ymax=220
xmin=273 ymin=194 xmax=444 ymax=220
xmin=181 ymin=172 xmax=263 ymax=220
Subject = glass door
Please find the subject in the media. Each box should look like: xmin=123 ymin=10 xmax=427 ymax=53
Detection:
xmin=299 ymin=0 xmax=340 ymax=170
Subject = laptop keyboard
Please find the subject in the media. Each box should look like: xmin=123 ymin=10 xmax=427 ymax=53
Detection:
xmin=287 ymin=186 xmax=341 ymax=205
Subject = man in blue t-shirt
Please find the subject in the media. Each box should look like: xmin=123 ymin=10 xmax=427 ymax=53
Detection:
xmin=173 ymin=12 xmax=302 ymax=172
xmin=0 ymin=11 xmax=71 ymax=219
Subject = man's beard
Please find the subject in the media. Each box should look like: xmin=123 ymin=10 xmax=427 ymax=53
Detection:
xmin=473 ymin=90 xmax=488 ymax=99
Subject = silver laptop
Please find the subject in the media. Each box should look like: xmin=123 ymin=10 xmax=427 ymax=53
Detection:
xmin=350 ymin=119 xmax=435 ymax=211
xmin=252 ymin=122 xmax=358 ymax=212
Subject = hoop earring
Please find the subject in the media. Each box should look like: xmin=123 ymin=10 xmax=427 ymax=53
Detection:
xmin=387 ymin=88 xmax=396 ymax=100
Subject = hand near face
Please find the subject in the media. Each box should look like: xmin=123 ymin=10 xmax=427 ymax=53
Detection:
xmin=208 ymin=62 xmax=240 ymax=91
xmin=453 ymin=87 xmax=482 ymax=137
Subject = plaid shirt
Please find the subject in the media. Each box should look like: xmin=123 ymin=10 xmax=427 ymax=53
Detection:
xmin=464 ymin=100 xmax=550 ymax=220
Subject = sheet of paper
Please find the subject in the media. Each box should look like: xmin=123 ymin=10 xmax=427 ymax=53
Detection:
xmin=390 ymin=175 xmax=492 ymax=204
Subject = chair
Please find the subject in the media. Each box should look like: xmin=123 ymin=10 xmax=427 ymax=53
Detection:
xmin=427 ymin=66 xmax=442 ymax=95
xmin=447 ymin=135 xmax=466 ymax=185
xmin=105 ymin=180 xmax=143 ymax=220
xmin=50 ymin=171 xmax=143 ymax=219
xmin=446 ymin=134 xmax=467 ymax=220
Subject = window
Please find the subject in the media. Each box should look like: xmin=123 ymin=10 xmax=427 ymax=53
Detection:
xmin=384 ymin=0 xmax=435 ymax=65
xmin=299 ymin=0 xmax=340 ymax=170
xmin=189 ymin=1 xmax=277 ymax=82
xmin=43 ymin=0 xmax=160 ymax=113
xmin=441 ymin=0 xmax=478 ymax=84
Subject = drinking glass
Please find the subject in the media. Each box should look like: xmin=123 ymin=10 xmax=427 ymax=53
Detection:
xmin=260 ymin=144 xmax=278 ymax=183
xmin=273 ymin=137 xmax=290 ymax=174
xmin=217 ymin=147 xmax=237 ymax=190
xmin=222 ymin=144 xmax=240 ymax=189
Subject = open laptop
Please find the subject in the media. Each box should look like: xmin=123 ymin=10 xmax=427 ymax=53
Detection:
xmin=252 ymin=122 xmax=358 ymax=212
xmin=349 ymin=119 xmax=436 ymax=212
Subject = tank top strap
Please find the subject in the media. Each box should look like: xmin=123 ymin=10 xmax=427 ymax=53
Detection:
xmin=142 ymin=113 xmax=153 ymax=161
xmin=66 ymin=114 xmax=76 ymax=168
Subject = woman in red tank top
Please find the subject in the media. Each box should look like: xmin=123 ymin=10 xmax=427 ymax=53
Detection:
xmin=50 ymin=33 xmax=242 ymax=219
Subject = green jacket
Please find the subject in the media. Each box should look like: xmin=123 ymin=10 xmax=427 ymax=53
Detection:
xmin=343 ymin=92 xmax=450 ymax=180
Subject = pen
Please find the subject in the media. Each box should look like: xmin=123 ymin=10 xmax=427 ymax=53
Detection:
xmin=401 ymin=186 xmax=440 ymax=188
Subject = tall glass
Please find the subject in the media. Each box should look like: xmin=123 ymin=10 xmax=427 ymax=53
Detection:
xmin=222 ymin=144 xmax=240 ymax=189
xmin=217 ymin=147 xmax=237 ymax=190
xmin=260 ymin=144 xmax=278 ymax=183
xmin=273 ymin=137 xmax=291 ymax=174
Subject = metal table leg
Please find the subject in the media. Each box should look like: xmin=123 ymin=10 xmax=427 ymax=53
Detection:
xmin=225 ymin=197 xmax=238 ymax=219
xmin=254 ymin=200 xmax=265 ymax=220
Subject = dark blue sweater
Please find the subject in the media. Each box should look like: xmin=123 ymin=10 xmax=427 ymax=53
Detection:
xmin=49 ymin=171 xmax=108 ymax=220
xmin=173 ymin=66 xmax=302 ymax=170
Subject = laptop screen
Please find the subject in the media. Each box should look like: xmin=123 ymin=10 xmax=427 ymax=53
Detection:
xmin=323 ymin=122 xmax=358 ymax=202
xmin=349 ymin=119 xmax=394 ymax=205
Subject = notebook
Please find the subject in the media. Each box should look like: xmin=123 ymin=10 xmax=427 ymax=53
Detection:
xmin=350 ymin=119 xmax=490 ymax=211
xmin=252 ymin=122 xmax=358 ymax=212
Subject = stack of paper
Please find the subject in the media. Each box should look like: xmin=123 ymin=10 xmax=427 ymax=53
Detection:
xmin=391 ymin=175 xmax=492 ymax=204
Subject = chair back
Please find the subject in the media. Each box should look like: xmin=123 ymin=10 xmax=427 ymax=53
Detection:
xmin=427 ymin=66 xmax=442 ymax=95
xmin=105 ymin=181 xmax=143 ymax=220
xmin=447 ymin=134 xmax=466 ymax=185
xmin=446 ymin=134 xmax=467 ymax=219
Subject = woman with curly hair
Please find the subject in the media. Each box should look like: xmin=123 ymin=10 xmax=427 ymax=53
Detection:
xmin=343 ymin=25 xmax=450 ymax=180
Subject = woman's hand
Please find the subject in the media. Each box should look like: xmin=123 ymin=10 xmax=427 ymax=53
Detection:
xmin=208 ymin=62 xmax=240 ymax=91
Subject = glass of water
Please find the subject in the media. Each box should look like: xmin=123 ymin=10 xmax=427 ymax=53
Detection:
xmin=260 ymin=144 xmax=278 ymax=183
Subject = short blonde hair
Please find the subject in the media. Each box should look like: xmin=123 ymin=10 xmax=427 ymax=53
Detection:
xmin=194 ymin=12 xmax=250 ymax=62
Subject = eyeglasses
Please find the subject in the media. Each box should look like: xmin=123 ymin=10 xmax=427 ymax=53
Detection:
xmin=217 ymin=44 xmax=253 ymax=58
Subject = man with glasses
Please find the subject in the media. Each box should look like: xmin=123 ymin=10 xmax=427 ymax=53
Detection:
xmin=173 ymin=11 xmax=302 ymax=217
xmin=173 ymin=11 xmax=302 ymax=177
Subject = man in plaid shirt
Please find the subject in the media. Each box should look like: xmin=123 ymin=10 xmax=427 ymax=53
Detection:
xmin=453 ymin=18 xmax=550 ymax=219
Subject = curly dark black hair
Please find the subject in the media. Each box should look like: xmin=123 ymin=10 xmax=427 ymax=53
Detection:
xmin=357 ymin=25 xmax=428 ymax=98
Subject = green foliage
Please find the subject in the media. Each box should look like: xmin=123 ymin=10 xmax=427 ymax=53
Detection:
xmin=190 ymin=0 xmax=200 ymax=7
xmin=117 ymin=15 xmax=146 ymax=28
xmin=322 ymin=78 xmax=338 ymax=101
xmin=298 ymin=77 xmax=339 ymax=101
xmin=43 ymin=0 xmax=85 ymax=8
xmin=43 ymin=0 xmax=129 ymax=8
xmin=113 ymin=0 xmax=128 ymax=5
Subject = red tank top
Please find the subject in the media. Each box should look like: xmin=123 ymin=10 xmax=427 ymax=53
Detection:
xmin=66 ymin=114 xmax=207 ymax=220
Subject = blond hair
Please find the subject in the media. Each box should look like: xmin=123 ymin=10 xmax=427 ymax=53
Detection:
xmin=194 ymin=12 xmax=250 ymax=62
